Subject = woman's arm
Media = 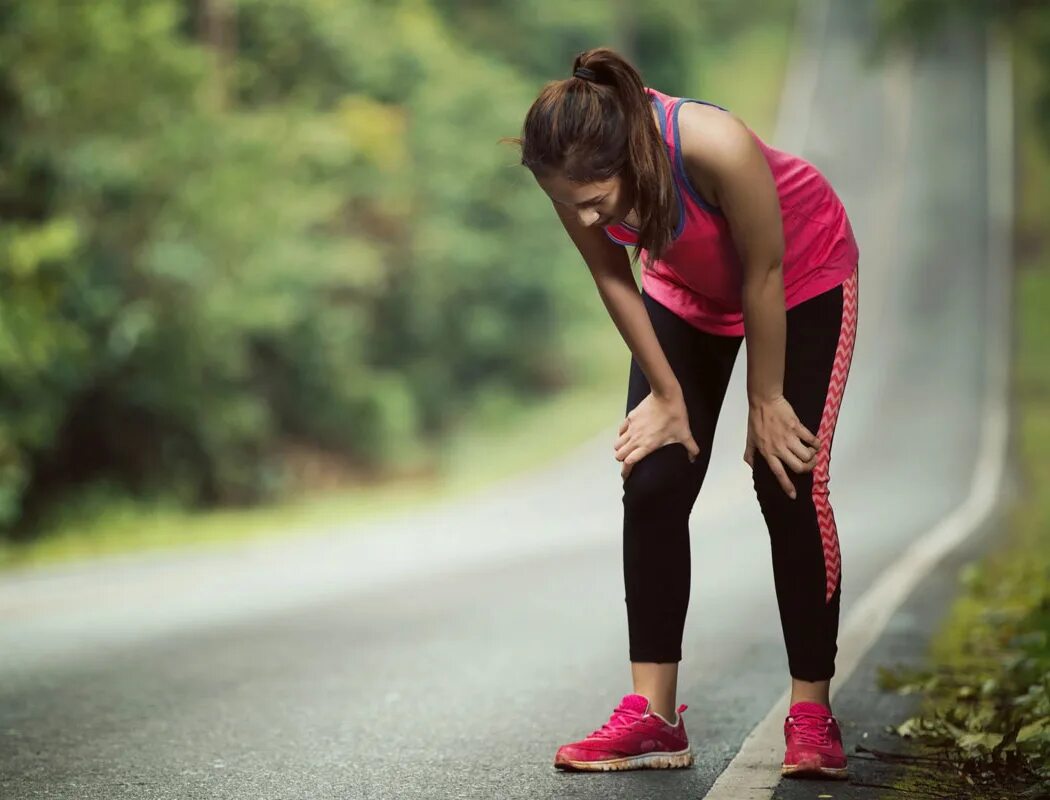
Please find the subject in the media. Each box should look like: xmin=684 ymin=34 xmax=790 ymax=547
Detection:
xmin=679 ymin=104 xmax=821 ymax=496
xmin=678 ymin=104 xmax=787 ymax=405
xmin=550 ymin=201 xmax=681 ymax=402
xmin=549 ymin=201 xmax=699 ymax=475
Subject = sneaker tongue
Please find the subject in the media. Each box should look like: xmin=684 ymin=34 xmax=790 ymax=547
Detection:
xmin=790 ymin=701 xmax=831 ymax=717
xmin=619 ymin=694 xmax=651 ymax=714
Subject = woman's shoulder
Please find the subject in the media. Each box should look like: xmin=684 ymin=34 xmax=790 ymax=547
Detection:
xmin=675 ymin=102 xmax=757 ymax=205
xmin=676 ymin=101 xmax=752 ymax=163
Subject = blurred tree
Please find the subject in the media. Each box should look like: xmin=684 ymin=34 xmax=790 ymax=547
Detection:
xmin=194 ymin=0 xmax=238 ymax=108
xmin=0 ymin=0 xmax=797 ymax=541
xmin=0 ymin=0 xmax=583 ymax=537
xmin=878 ymin=0 xmax=1050 ymax=148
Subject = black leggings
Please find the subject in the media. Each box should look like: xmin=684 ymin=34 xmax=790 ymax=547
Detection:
xmin=622 ymin=270 xmax=858 ymax=681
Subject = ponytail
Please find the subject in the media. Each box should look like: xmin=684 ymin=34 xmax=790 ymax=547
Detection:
xmin=505 ymin=47 xmax=676 ymax=268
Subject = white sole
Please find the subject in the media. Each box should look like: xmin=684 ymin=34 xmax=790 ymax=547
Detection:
xmin=781 ymin=762 xmax=849 ymax=780
xmin=555 ymin=747 xmax=694 ymax=772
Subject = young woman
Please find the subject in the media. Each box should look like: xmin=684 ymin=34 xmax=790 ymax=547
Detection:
xmin=509 ymin=48 xmax=859 ymax=779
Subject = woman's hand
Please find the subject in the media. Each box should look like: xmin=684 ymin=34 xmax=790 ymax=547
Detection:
xmin=743 ymin=395 xmax=822 ymax=499
xmin=614 ymin=391 xmax=699 ymax=481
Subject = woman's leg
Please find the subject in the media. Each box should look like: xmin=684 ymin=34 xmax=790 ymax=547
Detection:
xmin=751 ymin=269 xmax=859 ymax=708
xmin=623 ymin=292 xmax=742 ymax=720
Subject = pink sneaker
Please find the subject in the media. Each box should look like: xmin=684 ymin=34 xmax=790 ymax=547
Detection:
xmin=553 ymin=694 xmax=693 ymax=772
xmin=781 ymin=701 xmax=848 ymax=779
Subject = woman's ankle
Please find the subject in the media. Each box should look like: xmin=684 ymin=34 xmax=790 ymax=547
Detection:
xmin=631 ymin=660 xmax=680 ymax=723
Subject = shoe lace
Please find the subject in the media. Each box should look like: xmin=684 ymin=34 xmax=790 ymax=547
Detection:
xmin=587 ymin=705 xmax=644 ymax=740
xmin=787 ymin=712 xmax=832 ymax=747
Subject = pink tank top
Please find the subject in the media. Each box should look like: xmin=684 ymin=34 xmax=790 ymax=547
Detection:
xmin=604 ymin=88 xmax=859 ymax=336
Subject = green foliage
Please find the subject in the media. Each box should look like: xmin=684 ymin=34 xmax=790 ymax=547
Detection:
xmin=0 ymin=0 xmax=797 ymax=542
xmin=879 ymin=592 xmax=1050 ymax=792
xmin=879 ymin=467 xmax=1050 ymax=792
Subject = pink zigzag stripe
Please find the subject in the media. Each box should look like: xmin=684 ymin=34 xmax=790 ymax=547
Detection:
xmin=813 ymin=269 xmax=858 ymax=604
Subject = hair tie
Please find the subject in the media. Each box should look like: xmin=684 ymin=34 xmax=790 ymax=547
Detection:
xmin=573 ymin=67 xmax=597 ymax=81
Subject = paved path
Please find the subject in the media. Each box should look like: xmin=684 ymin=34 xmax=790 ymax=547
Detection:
xmin=0 ymin=2 xmax=1008 ymax=798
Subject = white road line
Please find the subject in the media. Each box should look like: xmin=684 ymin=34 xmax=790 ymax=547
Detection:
xmin=701 ymin=25 xmax=1014 ymax=800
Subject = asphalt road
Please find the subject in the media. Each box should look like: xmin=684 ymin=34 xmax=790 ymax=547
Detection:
xmin=0 ymin=2 xmax=1003 ymax=798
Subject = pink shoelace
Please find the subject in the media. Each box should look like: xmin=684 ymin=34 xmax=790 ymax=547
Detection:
xmin=587 ymin=705 xmax=645 ymax=740
xmin=787 ymin=711 xmax=833 ymax=747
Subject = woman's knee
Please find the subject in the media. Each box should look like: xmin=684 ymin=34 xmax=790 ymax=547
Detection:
xmin=750 ymin=456 xmax=812 ymax=510
xmin=622 ymin=443 xmax=700 ymax=514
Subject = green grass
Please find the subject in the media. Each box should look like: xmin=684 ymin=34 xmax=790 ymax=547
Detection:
xmin=0 ymin=13 xmax=799 ymax=572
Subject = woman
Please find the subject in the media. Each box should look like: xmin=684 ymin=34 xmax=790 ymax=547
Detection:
xmin=509 ymin=47 xmax=859 ymax=779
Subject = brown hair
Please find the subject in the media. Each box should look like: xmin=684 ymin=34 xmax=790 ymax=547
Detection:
xmin=504 ymin=47 xmax=676 ymax=268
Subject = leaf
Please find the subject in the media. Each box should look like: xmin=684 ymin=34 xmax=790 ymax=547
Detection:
xmin=896 ymin=717 xmax=922 ymax=738
xmin=956 ymin=732 xmax=1004 ymax=751
xmin=1016 ymin=718 xmax=1049 ymax=743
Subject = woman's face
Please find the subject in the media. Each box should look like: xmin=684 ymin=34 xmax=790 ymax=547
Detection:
xmin=535 ymin=171 xmax=634 ymax=229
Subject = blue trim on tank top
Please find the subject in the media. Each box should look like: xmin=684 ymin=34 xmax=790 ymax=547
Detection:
xmin=605 ymin=230 xmax=636 ymax=246
xmin=673 ymin=98 xmax=726 ymax=216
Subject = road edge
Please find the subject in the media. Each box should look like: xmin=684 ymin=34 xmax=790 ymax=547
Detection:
xmin=701 ymin=20 xmax=1015 ymax=800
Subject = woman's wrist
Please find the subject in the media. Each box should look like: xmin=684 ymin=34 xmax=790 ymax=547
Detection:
xmin=747 ymin=389 xmax=784 ymax=409
xmin=652 ymin=383 xmax=683 ymax=402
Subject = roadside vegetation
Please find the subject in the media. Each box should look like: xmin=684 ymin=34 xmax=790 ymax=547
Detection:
xmin=876 ymin=2 xmax=1050 ymax=795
